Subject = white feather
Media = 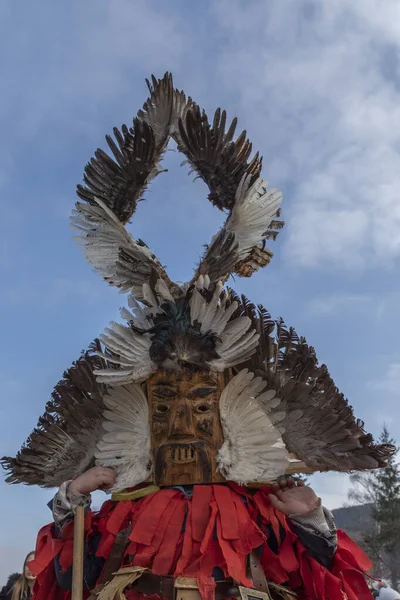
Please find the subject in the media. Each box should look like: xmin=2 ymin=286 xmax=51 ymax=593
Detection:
xmin=198 ymin=281 xmax=223 ymax=333
xmin=70 ymin=198 xmax=162 ymax=294
xmin=217 ymin=369 xmax=289 ymax=484
xmin=189 ymin=287 xmax=207 ymax=326
xmin=142 ymin=283 xmax=161 ymax=311
xmin=155 ymin=279 xmax=174 ymax=302
xmin=188 ymin=281 xmax=259 ymax=370
xmin=226 ymin=175 xmax=282 ymax=258
xmin=95 ymin=384 xmax=151 ymax=491
xmin=95 ymin=321 xmax=154 ymax=384
xmin=211 ymin=318 xmax=259 ymax=369
xmin=127 ymin=296 xmax=154 ymax=328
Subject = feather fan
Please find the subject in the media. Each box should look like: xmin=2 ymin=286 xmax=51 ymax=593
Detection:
xmin=1 ymin=341 xmax=107 ymax=487
xmin=95 ymin=384 xmax=151 ymax=491
xmin=229 ymin=293 xmax=396 ymax=472
xmin=217 ymin=369 xmax=289 ymax=483
xmin=71 ymin=198 xmax=174 ymax=298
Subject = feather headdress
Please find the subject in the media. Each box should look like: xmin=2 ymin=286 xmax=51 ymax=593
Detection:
xmin=2 ymin=73 xmax=394 ymax=489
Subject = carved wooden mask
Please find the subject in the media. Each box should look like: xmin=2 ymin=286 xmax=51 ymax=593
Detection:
xmin=147 ymin=370 xmax=226 ymax=486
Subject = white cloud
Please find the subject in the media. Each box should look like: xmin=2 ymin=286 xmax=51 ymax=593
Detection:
xmin=212 ymin=0 xmax=400 ymax=270
xmin=310 ymin=471 xmax=351 ymax=510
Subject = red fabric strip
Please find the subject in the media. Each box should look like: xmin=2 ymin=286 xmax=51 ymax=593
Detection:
xmin=152 ymin=496 xmax=187 ymax=575
xmin=29 ymin=524 xmax=64 ymax=577
xmin=277 ymin=529 xmax=299 ymax=573
xmin=337 ymin=529 xmax=372 ymax=572
xmin=58 ymin=540 xmax=74 ymax=573
xmin=259 ymin=541 xmax=288 ymax=584
xmin=175 ymin=500 xmax=194 ymax=575
xmin=231 ymin=494 xmax=265 ymax=556
xmin=192 ymin=485 xmax=212 ymax=542
xmin=213 ymin=485 xmax=239 ymax=540
xmin=105 ymin=500 xmax=132 ymax=535
xmin=253 ymin=491 xmax=282 ymax=544
xmin=215 ymin=517 xmax=252 ymax=587
xmin=133 ymin=496 xmax=180 ymax=568
xmin=130 ymin=488 xmax=179 ymax=546
xmin=200 ymin=498 xmax=218 ymax=555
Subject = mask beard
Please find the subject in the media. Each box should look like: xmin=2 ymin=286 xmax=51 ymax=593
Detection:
xmin=154 ymin=441 xmax=221 ymax=486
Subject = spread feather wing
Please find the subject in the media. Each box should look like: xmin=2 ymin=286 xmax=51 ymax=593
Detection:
xmin=77 ymin=118 xmax=162 ymax=224
xmin=74 ymin=73 xmax=194 ymax=297
xmin=177 ymin=107 xmax=262 ymax=212
xmin=217 ymin=369 xmax=289 ymax=483
xmin=138 ymin=72 xmax=197 ymax=151
xmin=75 ymin=74 xmax=280 ymax=291
xmin=192 ymin=175 xmax=283 ymax=284
xmin=71 ymin=197 xmax=177 ymax=298
xmin=230 ymin=294 xmax=396 ymax=472
xmin=95 ymin=384 xmax=151 ymax=491
xmin=1 ymin=341 xmax=107 ymax=487
xmin=226 ymin=175 xmax=282 ymax=258
xmin=137 ymin=73 xmax=174 ymax=152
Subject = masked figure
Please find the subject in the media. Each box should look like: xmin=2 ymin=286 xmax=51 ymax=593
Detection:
xmin=2 ymin=73 xmax=394 ymax=600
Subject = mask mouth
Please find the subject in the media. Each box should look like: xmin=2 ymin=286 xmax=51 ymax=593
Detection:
xmin=169 ymin=444 xmax=197 ymax=464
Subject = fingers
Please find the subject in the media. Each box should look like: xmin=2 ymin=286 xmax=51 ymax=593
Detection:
xmin=94 ymin=467 xmax=116 ymax=489
xmin=276 ymin=477 xmax=305 ymax=490
xmin=70 ymin=466 xmax=117 ymax=495
xmin=274 ymin=477 xmax=296 ymax=492
xmin=278 ymin=476 xmax=289 ymax=490
xmin=268 ymin=494 xmax=285 ymax=512
xmin=94 ymin=466 xmax=115 ymax=480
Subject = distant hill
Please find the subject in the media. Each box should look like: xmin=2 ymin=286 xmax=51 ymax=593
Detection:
xmin=332 ymin=503 xmax=375 ymax=544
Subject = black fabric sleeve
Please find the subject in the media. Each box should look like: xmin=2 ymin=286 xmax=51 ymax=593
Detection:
xmin=53 ymin=531 xmax=105 ymax=591
xmin=289 ymin=522 xmax=336 ymax=570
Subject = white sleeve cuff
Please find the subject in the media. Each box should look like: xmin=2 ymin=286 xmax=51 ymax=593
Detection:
xmin=289 ymin=505 xmax=337 ymax=541
xmin=52 ymin=480 xmax=91 ymax=528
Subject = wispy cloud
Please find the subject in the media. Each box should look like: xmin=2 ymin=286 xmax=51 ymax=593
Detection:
xmin=310 ymin=472 xmax=352 ymax=510
xmin=212 ymin=0 xmax=400 ymax=270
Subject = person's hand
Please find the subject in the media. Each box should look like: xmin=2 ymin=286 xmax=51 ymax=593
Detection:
xmin=268 ymin=477 xmax=320 ymax=516
xmin=68 ymin=466 xmax=116 ymax=496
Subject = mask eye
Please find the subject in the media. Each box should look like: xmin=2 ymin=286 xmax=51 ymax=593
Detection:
xmin=197 ymin=404 xmax=211 ymax=413
xmin=156 ymin=403 xmax=169 ymax=414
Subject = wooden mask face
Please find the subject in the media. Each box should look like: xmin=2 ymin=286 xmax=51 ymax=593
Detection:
xmin=147 ymin=370 xmax=225 ymax=486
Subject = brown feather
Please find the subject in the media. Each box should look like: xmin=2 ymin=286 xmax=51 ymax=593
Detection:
xmin=230 ymin=293 xmax=396 ymax=472
xmin=1 ymin=341 xmax=108 ymax=487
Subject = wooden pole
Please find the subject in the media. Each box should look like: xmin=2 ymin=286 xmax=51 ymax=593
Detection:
xmin=71 ymin=504 xmax=85 ymax=600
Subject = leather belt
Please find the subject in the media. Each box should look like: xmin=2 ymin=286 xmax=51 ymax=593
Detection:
xmin=249 ymin=551 xmax=269 ymax=595
xmin=133 ymin=572 xmax=240 ymax=600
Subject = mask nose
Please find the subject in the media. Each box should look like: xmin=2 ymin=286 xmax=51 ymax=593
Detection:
xmin=168 ymin=400 xmax=194 ymax=438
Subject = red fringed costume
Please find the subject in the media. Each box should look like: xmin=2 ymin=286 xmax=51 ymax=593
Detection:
xmin=30 ymin=485 xmax=372 ymax=600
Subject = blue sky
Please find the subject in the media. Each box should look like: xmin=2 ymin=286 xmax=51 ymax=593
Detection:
xmin=1 ymin=0 xmax=400 ymax=583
